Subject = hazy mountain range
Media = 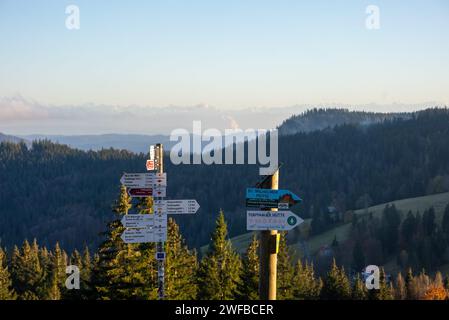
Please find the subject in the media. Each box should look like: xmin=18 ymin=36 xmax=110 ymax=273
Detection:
xmin=1 ymin=106 xmax=445 ymax=153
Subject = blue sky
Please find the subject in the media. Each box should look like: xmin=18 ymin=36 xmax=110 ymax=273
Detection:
xmin=0 ymin=0 xmax=448 ymax=109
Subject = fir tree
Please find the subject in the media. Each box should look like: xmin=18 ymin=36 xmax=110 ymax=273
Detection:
xmin=0 ymin=248 xmax=16 ymax=300
xmin=277 ymin=232 xmax=294 ymax=300
xmin=293 ymin=260 xmax=322 ymax=300
xmin=320 ymin=259 xmax=351 ymax=300
xmin=165 ymin=218 xmax=198 ymax=300
xmin=395 ymin=272 xmax=406 ymax=300
xmin=238 ymin=234 xmax=259 ymax=300
xmin=93 ymin=185 xmax=155 ymax=299
xmin=10 ymin=240 xmax=44 ymax=299
xmin=352 ymin=274 xmax=367 ymax=300
xmin=197 ymin=210 xmax=242 ymax=300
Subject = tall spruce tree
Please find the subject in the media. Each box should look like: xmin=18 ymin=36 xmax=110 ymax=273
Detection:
xmin=197 ymin=210 xmax=242 ymax=300
xmin=93 ymin=185 xmax=155 ymax=299
xmin=10 ymin=240 xmax=44 ymax=300
xmin=238 ymin=234 xmax=259 ymax=300
xmin=292 ymin=260 xmax=322 ymax=300
xmin=0 ymin=247 xmax=16 ymax=300
xmin=320 ymin=259 xmax=351 ymax=300
xmin=352 ymin=274 xmax=367 ymax=300
xmin=165 ymin=218 xmax=198 ymax=300
xmin=277 ymin=232 xmax=295 ymax=300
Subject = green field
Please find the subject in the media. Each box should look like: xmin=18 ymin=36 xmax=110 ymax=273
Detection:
xmin=201 ymin=192 xmax=449 ymax=258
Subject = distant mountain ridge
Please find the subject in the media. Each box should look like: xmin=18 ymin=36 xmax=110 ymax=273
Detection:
xmin=0 ymin=132 xmax=28 ymax=144
xmin=278 ymin=108 xmax=412 ymax=135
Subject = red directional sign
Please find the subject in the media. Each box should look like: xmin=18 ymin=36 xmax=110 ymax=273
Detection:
xmin=128 ymin=187 xmax=166 ymax=198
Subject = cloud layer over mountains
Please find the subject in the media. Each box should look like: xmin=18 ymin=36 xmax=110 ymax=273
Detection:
xmin=0 ymin=95 xmax=440 ymax=135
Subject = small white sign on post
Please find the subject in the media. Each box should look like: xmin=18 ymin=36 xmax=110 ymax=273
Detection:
xmin=153 ymin=199 xmax=200 ymax=215
xmin=246 ymin=210 xmax=304 ymax=231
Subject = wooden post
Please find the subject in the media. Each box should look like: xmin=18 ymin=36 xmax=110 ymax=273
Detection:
xmin=259 ymin=169 xmax=279 ymax=300
xmin=155 ymin=144 xmax=165 ymax=300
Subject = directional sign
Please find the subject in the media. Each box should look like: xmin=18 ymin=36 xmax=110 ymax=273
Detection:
xmin=120 ymin=173 xmax=167 ymax=188
xmin=153 ymin=199 xmax=200 ymax=215
xmin=121 ymin=214 xmax=154 ymax=228
xmin=121 ymin=214 xmax=167 ymax=228
xmin=246 ymin=210 xmax=304 ymax=231
xmin=121 ymin=228 xmax=154 ymax=243
xmin=128 ymin=187 xmax=166 ymax=198
xmin=246 ymin=188 xmax=302 ymax=209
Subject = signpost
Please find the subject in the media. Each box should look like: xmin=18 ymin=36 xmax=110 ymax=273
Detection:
xmin=153 ymin=199 xmax=200 ymax=215
xmin=118 ymin=143 xmax=200 ymax=300
xmin=246 ymin=172 xmax=304 ymax=300
xmin=246 ymin=188 xmax=302 ymax=209
xmin=247 ymin=210 xmax=304 ymax=231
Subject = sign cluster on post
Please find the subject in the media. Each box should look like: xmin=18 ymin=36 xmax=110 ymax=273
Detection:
xmin=245 ymin=187 xmax=303 ymax=231
xmin=118 ymin=144 xmax=200 ymax=300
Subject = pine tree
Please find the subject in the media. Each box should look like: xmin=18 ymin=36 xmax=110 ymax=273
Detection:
xmin=197 ymin=210 xmax=242 ymax=300
xmin=369 ymin=268 xmax=393 ymax=300
xmin=92 ymin=185 xmax=155 ymax=299
xmin=165 ymin=218 xmax=198 ymax=300
xmin=277 ymin=232 xmax=294 ymax=300
xmin=320 ymin=259 xmax=351 ymax=300
xmin=0 ymin=248 xmax=16 ymax=300
xmin=395 ymin=272 xmax=406 ymax=300
xmin=293 ymin=260 xmax=322 ymax=300
xmin=239 ymin=234 xmax=259 ymax=300
xmin=10 ymin=240 xmax=44 ymax=299
xmin=405 ymin=268 xmax=417 ymax=300
xmin=352 ymin=274 xmax=367 ymax=300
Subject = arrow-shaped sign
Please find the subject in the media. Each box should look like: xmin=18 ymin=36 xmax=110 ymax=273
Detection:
xmin=121 ymin=214 xmax=167 ymax=228
xmin=153 ymin=199 xmax=200 ymax=215
xmin=120 ymin=173 xmax=167 ymax=188
xmin=121 ymin=214 xmax=154 ymax=228
xmin=246 ymin=210 xmax=304 ymax=231
xmin=127 ymin=187 xmax=166 ymax=198
xmin=121 ymin=228 xmax=154 ymax=243
xmin=246 ymin=188 xmax=302 ymax=209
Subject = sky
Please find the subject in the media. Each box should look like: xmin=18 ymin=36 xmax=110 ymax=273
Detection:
xmin=0 ymin=0 xmax=448 ymax=134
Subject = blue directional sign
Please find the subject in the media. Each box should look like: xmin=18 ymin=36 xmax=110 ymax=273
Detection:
xmin=246 ymin=188 xmax=302 ymax=209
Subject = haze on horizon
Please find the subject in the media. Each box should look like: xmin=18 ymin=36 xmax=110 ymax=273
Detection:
xmin=0 ymin=0 xmax=448 ymax=134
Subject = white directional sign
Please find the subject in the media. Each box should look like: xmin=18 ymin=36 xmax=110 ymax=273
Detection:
xmin=153 ymin=200 xmax=200 ymax=215
xmin=121 ymin=228 xmax=154 ymax=243
xmin=246 ymin=210 xmax=304 ymax=231
xmin=120 ymin=172 xmax=167 ymax=188
xmin=121 ymin=215 xmax=154 ymax=228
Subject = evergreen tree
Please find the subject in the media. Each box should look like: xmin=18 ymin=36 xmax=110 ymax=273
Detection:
xmin=368 ymin=268 xmax=393 ymax=300
xmin=352 ymin=274 xmax=367 ymax=300
xmin=197 ymin=210 xmax=242 ymax=300
xmin=238 ymin=234 xmax=259 ymax=300
xmin=320 ymin=259 xmax=351 ymax=300
xmin=293 ymin=260 xmax=322 ymax=300
xmin=277 ymin=232 xmax=295 ymax=300
xmin=92 ymin=185 xmax=155 ymax=299
xmin=405 ymin=268 xmax=417 ymax=300
xmin=395 ymin=272 xmax=406 ymax=300
xmin=165 ymin=218 xmax=198 ymax=300
xmin=0 ymin=248 xmax=16 ymax=300
xmin=10 ymin=240 xmax=44 ymax=299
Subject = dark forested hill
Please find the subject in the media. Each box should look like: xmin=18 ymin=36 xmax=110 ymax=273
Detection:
xmin=278 ymin=108 xmax=411 ymax=135
xmin=1 ymin=108 xmax=449 ymax=252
